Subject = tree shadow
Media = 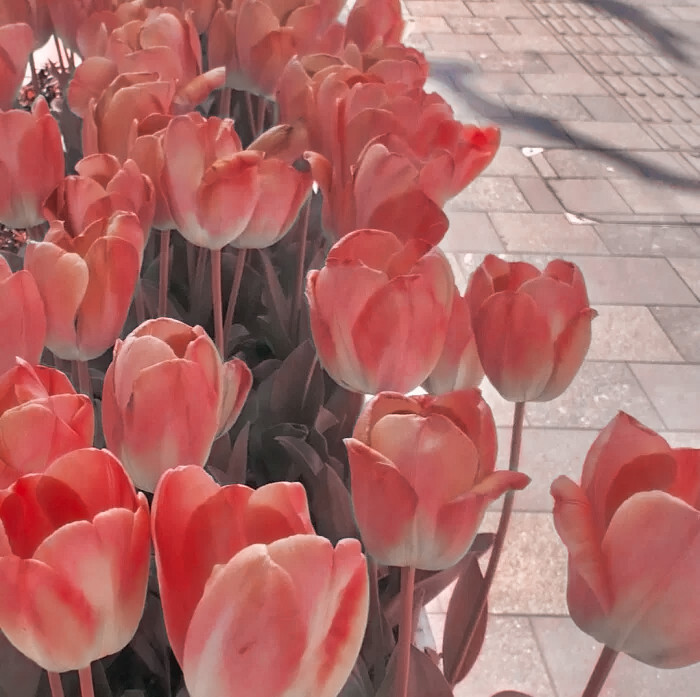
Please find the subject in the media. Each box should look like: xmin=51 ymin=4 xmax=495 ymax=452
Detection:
xmin=574 ymin=0 xmax=692 ymax=65
xmin=429 ymin=59 xmax=700 ymax=192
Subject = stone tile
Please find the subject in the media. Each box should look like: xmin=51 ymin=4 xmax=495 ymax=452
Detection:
xmin=526 ymin=361 xmax=665 ymax=430
xmin=409 ymin=15 xmax=453 ymax=32
xmin=541 ymin=53 xmax=588 ymax=74
xmin=631 ymin=363 xmax=700 ymax=430
xmin=560 ymin=121 xmax=659 ymax=150
xmin=501 ymin=94 xmax=593 ymax=120
xmin=405 ymin=0 xmax=474 ymax=15
xmin=460 ymin=71 xmax=534 ymax=95
xmin=403 ymin=31 xmax=431 ymax=51
xmin=449 ymin=177 xmax=531 ymax=212
xmin=426 ymin=32 xmax=498 ymax=52
xmin=467 ymin=1 xmax=533 ymax=18
xmin=650 ymin=306 xmax=700 ymax=362
xmin=445 ymin=251 xmax=469 ymax=293
xmin=479 ymin=375 xmax=516 ymax=427
xmin=446 ymin=16 xmax=517 ymax=33
xmin=498 ymin=120 xmax=574 ymax=148
xmin=472 ymin=51 xmax=551 ymax=73
xmin=442 ymin=211 xmax=504 ymax=252
xmin=549 ymin=179 xmax=632 ymax=215
xmin=595 ymin=224 xmax=700 ymax=257
xmin=515 ymin=177 xmax=563 ymax=213
xmin=611 ymin=180 xmax=700 ymax=216
xmin=669 ymin=257 xmax=700 ymax=298
xmin=455 ymin=251 xmax=487 ymax=281
xmin=490 ymin=33 xmax=567 ymax=53
xmin=452 ymin=616 xmax=557 ymax=697
xmin=662 ymin=431 xmax=700 ymax=448
xmin=496 ymin=427 xmax=597 ymax=512
xmin=522 ymin=73 xmax=608 ymax=95
xmin=576 ymin=96 xmax=634 ymax=122
xmin=532 ymin=616 xmax=700 ymax=697
xmin=511 ymin=17 xmax=554 ymax=35
xmin=480 ymin=511 xmax=569 ymax=615
xmin=489 ymin=212 xmax=607 ymax=253
xmin=588 ymin=306 xmax=683 ymax=362
xmin=484 ymin=146 xmax=538 ymax=177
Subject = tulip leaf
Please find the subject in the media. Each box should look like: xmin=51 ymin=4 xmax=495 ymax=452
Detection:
xmin=377 ymin=644 xmax=453 ymax=697
xmin=442 ymin=556 xmax=489 ymax=685
xmin=275 ymin=435 xmax=325 ymax=476
xmin=257 ymin=248 xmax=292 ymax=353
xmin=227 ymin=421 xmax=251 ymax=484
xmin=338 ymin=659 xmax=374 ymax=697
xmin=310 ymin=464 xmax=359 ymax=543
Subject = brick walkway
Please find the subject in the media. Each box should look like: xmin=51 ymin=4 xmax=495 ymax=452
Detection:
xmin=398 ymin=0 xmax=700 ymax=695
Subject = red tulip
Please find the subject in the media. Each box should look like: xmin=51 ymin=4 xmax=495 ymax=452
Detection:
xmin=152 ymin=466 xmax=368 ymax=697
xmin=345 ymin=390 xmax=530 ymax=570
xmin=24 ymin=211 xmax=145 ymax=360
xmin=102 ymin=318 xmax=252 ymax=492
xmin=0 ymin=22 xmax=33 ymax=110
xmin=0 ymin=97 xmax=65 ymax=229
xmin=344 ymin=0 xmax=403 ymax=51
xmin=423 ymin=287 xmax=483 ymax=394
xmin=0 ymin=256 xmax=46 ymax=376
xmin=0 ymin=359 xmax=94 ymax=488
xmin=0 ymin=448 xmax=150 ymax=672
xmin=143 ymin=0 xmax=218 ymax=34
xmin=306 ymin=228 xmax=454 ymax=394
xmin=552 ymin=412 xmax=700 ymax=668
xmin=47 ymin=0 xmax=111 ymax=51
xmin=0 ymin=0 xmax=52 ymax=48
xmin=467 ymin=254 xmax=596 ymax=402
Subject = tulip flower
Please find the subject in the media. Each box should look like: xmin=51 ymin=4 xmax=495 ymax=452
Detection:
xmin=143 ymin=0 xmax=218 ymax=34
xmin=552 ymin=412 xmax=700 ymax=668
xmin=24 ymin=211 xmax=145 ymax=361
xmin=0 ymin=22 xmax=33 ymax=110
xmin=0 ymin=359 xmax=94 ymax=487
xmin=423 ymin=286 xmax=483 ymax=394
xmin=0 ymin=0 xmax=52 ymax=49
xmin=467 ymin=254 xmax=596 ymax=403
xmin=0 ymin=97 xmax=65 ymax=229
xmin=345 ymin=390 xmax=530 ymax=570
xmin=47 ymin=0 xmax=111 ymax=51
xmin=306 ymin=228 xmax=454 ymax=394
xmin=0 ymin=448 xmax=150 ymax=672
xmin=0 ymin=256 xmax=46 ymax=376
xmin=153 ymin=466 xmax=369 ymax=697
xmin=102 ymin=318 xmax=252 ymax=492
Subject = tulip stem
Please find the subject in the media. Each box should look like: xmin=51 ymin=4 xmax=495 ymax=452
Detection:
xmin=396 ymin=566 xmax=416 ymax=697
xmin=211 ymin=248 xmax=224 ymax=356
xmin=53 ymin=36 xmax=67 ymax=74
xmin=581 ymin=646 xmax=618 ymax=697
xmin=223 ymin=248 xmax=247 ymax=353
xmin=74 ymin=360 xmax=92 ymax=401
xmin=291 ymin=198 xmax=311 ymax=343
xmin=28 ymin=54 xmax=41 ymax=101
xmin=78 ymin=666 xmax=95 ymax=697
xmin=134 ymin=280 xmax=147 ymax=324
xmin=256 ymin=95 xmax=267 ymax=136
xmin=158 ymin=229 xmax=171 ymax=317
xmin=47 ymin=672 xmax=65 ymax=697
xmin=219 ymin=87 xmax=231 ymax=119
xmin=245 ymin=92 xmax=255 ymax=140
xmin=449 ymin=400 xmax=526 ymax=687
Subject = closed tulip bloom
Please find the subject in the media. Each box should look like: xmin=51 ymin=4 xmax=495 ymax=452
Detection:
xmin=306 ymin=229 xmax=454 ymax=394
xmin=24 ymin=211 xmax=145 ymax=360
xmin=423 ymin=287 xmax=483 ymax=395
xmin=0 ymin=97 xmax=65 ymax=229
xmin=0 ymin=448 xmax=150 ymax=672
xmin=153 ymin=466 xmax=368 ymax=697
xmin=0 ymin=23 xmax=33 ymax=110
xmin=467 ymin=254 xmax=596 ymax=403
xmin=0 ymin=359 xmax=94 ymax=487
xmin=0 ymin=256 xmax=46 ymax=376
xmin=0 ymin=1 xmax=52 ymax=49
xmin=552 ymin=412 xmax=700 ymax=668
xmin=102 ymin=318 xmax=252 ymax=492
xmin=345 ymin=390 xmax=530 ymax=570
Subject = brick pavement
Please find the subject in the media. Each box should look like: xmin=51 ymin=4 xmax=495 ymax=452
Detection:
xmin=397 ymin=0 xmax=700 ymax=695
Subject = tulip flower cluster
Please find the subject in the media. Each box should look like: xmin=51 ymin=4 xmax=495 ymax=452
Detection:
xmin=0 ymin=1 xmax=698 ymax=697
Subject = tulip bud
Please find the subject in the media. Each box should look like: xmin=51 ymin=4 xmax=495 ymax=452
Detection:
xmin=0 ymin=23 xmax=33 ymax=110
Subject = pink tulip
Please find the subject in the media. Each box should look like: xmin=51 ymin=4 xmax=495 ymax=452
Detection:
xmin=467 ymin=254 xmax=596 ymax=402
xmin=0 ymin=256 xmax=46 ymax=376
xmin=552 ymin=412 xmax=700 ymax=668
xmin=152 ymin=466 xmax=368 ymax=697
xmin=0 ymin=23 xmax=33 ymax=110
xmin=0 ymin=0 xmax=52 ymax=48
xmin=306 ymin=228 xmax=454 ymax=394
xmin=47 ymin=0 xmax=111 ymax=51
xmin=0 ymin=97 xmax=65 ymax=229
xmin=0 ymin=448 xmax=150 ymax=672
xmin=345 ymin=390 xmax=530 ymax=569
xmin=102 ymin=318 xmax=252 ymax=492
xmin=0 ymin=359 xmax=93 ymax=488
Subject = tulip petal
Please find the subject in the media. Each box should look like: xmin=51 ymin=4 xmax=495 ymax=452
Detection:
xmin=245 ymin=481 xmax=316 ymax=542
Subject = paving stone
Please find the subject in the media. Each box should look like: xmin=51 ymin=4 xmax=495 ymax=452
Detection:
xmin=630 ymin=363 xmax=700 ymax=430
xmin=501 ymin=94 xmax=593 ymax=120
xmin=466 ymin=1 xmax=533 ymax=18
xmin=489 ymin=212 xmax=607 ymax=252
xmin=532 ymin=617 xmax=700 ymax=697
xmin=588 ymin=306 xmax=683 ymax=362
xmin=498 ymin=120 xmax=575 ymax=148
xmin=648 ymin=123 xmax=690 ymax=149
xmin=651 ymin=306 xmax=700 ymax=362
xmin=560 ymin=120 xmax=659 ymax=149
xmin=441 ymin=211 xmax=504 ymax=252
xmin=577 ymin=53 xmax=607 ymax=74
xmin=403 ymin=31 xmax=432 ymax=51
xmin=409 ymin=15 xmax=453 ymax=32
xmin=622 ymin=75 xmax=650 ymax=97
xmin=445 ymin=251 xmax=468 ymax=293
xmin=521 ymin=72 xmax=608 ymax=96
xmin=490 ymin=33 xmax=567 ymax=53
xmin=576 ymin=96 xmax=634 ymax=122
xmin=549 ymin=179 xmax=632 ymax=214
xmin=485 ymin=145 xmax=539 ymax=176
xmin=446 ymin=16 xmax=517 ymax=33
xmin=473 ymin=51 xmax=551 ymax=73
xmin=599 ymin=54 xmax=627 ymax=74
xmin=449 ymin=176 xmax=532 ymax=211
xmin=672 ymin=123 xmax=700 ymax=148
xmin=460 ymin=71 xmax=534 ymax=94
xmin=525 ymin=361 xmax=665 ymax=430
xmin=595 ymin=223 xmax=700 ymax=256
xmin=404 ymin=0 xmax=474 ymax=15
xmin=669 ymin=257 xmax=700 ymax=298
xmin=623 ymin=97 xmax=657 ymax=121
xmin=611 ymin=179 xmax=700 ymax=216
xmin=540 ymin=53 xmax=588 ymax=74
xmin=510 ymin=17 xmax=554 ymax=35
xmin=427 ymin=32 xmax=498 ymax=52
xmin=514 ymin=177 xmax=563 ymax=212
xmin=643 ymin=94 xmax=677 ymax=121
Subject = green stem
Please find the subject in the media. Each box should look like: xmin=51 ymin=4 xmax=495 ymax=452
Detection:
xmin=395 ymin=566 xmax=416 ymax=697
xmin=449 ymin=400 xmax=526 ymax=687
xmin=223 ymin=248 xmax=246 ymax=353
xmin=291 ymin=198 xmax=311 ymax=343
xmin=74 ymin=360 xmax=92 ymax=401
xmin=581 ymin=646 xmax=618 ymax=697
xmin=47 ymin=672 xmax=64 ymax=697
xmin=158 ymin=229 xmax=171 ymax=317
xmin=28 ymin=53 xmax=40 ymax=100
xmin=78 ymin=666 xmax=95 ymax=697
xmin=211 ymin=248 xmax=224 ymax=356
